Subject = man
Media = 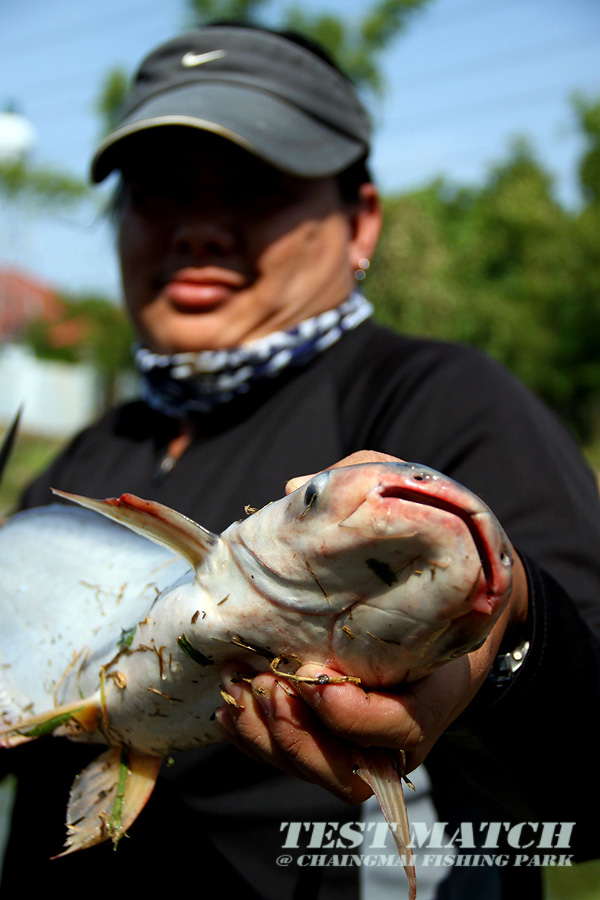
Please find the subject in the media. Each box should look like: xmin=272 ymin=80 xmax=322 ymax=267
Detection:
xmin=4 ymin=24 xmax=600 ymax=899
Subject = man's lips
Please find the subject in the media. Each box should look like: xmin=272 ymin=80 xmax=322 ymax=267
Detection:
xmin=162 ymin=268 xmax=247 ymax=310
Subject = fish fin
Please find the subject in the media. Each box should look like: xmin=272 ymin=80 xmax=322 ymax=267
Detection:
xmin=53 ymin=490 xmax=218 ymax=572
xmin=0 ymin=406 xmax=22 ymax=488
xmin=55 ymin=746 xmax=163 ymax=856
xmin=354 ymin=748 xmax=417 ymax=900
xmin=0 ymin=697 xmax=100 ymax=747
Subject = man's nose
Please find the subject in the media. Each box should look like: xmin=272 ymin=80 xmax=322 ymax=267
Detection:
xmin=171 ymin=212 xmax=237 ymax=258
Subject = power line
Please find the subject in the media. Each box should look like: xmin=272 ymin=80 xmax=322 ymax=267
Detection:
xmin=377 ymin=124 xmax=577 ymax=172
xmin=408 ymin=0 xmax=540 ymax=29
xmin=4 ymin=0 xmax=599 ymax=179
xmin=0 ymin=0 xmax=554 ymax=63
xmin=12 ymin=22 xmax=599 ymax=102
xmin=397 ymin=28 xmax=600 ymax=92
xmin=11 ymin=20 xmax=600 ymax=150
xmin=384 ymin=77 xmax=598 ymax=132
xmin=0 ymin=0 xmax=181 ymax=54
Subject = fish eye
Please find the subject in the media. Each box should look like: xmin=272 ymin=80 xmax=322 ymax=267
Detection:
xmin=304 ymin=483 xmax=318 ymax=509
xmin=300 ymin=472 xmax=329 ymax=515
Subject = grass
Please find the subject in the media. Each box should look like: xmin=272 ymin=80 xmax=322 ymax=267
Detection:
xmin=544 ymin=860 xmax=600 ymax=899
xmin=0 ymin=428 xmax=65 ymax=516
xmin=1 ymin=432 xmax=599 ymax=897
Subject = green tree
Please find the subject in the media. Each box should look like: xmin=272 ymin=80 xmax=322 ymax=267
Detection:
xmin=0 ymin=160 xmax=87 ymax=207
xmin=22 ymin=294 xmax=135 ymax=409
xmin=96 ymin=68 xmax=130 ymax=138
xmin=0 ymin=106 xmax=88 ymax=207
xmin=284 ymin=0 xmax=431 ymax=91
xmin=369 ymin=116 xmax=600 ymax=442
xmin=575 ymin=94 xmax=600 ymax=206
xmin=187 ymin=0 xmax=268 ymax=23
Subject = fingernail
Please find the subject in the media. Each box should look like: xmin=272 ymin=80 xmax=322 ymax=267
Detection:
xmin=215 ymin=707 xmax=237 ymax=736
xmin=285 ymin=475 xmax=309 ymax=494
xmin=252 ymin=683 xmax=275 ymax=717
xmin=296 ymin=664 xmax=327 ymax=708
xmin=220 ymin=671 xmax=244 ymax=708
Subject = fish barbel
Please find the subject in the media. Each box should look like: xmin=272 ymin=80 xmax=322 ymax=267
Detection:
xmin=0 ymin=462 xmax=513 ymax=897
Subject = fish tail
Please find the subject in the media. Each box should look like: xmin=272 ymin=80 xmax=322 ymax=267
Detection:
xmin=354 ymin=748 xmax=418 ymax=900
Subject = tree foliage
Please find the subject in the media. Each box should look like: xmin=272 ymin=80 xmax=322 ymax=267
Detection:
xmin=575 ymin=93 xmax=600 ymax=206
xmin=22 ymin=295 xmax=135 ymax=408
xmin=95 ymin=68 xmax=130 ymax=138
xmin=370 ymin=103 xmax=600 ymax=442
xmin=11 ymin=6 xmax=600 ymax=443
xmin=280 ymin=0 xmax=431 ymax=91
xmin=0 ymin=159 xmax=88 ymax=206
xmin=187 ymin=0 xmax=268 ymax=23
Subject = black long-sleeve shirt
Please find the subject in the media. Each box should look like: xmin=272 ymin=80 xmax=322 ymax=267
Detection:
xmin=4 ymin=321 xmax=600 ymax=897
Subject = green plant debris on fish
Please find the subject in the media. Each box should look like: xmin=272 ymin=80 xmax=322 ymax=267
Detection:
xmin=177 ymin=634 xmax=213 ymax=666
xmin=17 ymin=705 xmax=85 ymax=737
xmin=0 ymin=462 xmax=514 ymax=900
xmin=117 ymin=626 xmax=136 ymax=652
xmin=108 ymin=749 xmax=130 ymax=846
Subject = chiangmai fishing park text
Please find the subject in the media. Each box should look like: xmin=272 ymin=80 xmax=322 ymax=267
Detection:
xmin=276 ymin=820 xmax=575 ymax=867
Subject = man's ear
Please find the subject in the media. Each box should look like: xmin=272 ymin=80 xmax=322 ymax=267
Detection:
xmin=347 ymin=183 xmax=383 ymax=272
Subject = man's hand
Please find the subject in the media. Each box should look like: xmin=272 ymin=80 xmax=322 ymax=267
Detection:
xmin=285 ymin=449 xmax=403 ymax=494
xmin=215 ymin=449 xmax=529 ymax=801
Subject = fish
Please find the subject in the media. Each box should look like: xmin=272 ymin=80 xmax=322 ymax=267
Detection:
xmin=0 ymin=461 xmax=513 ymax=898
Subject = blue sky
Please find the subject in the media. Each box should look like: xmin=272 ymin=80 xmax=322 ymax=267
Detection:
xmin=1 ymin=0 xmax=599 ymax=299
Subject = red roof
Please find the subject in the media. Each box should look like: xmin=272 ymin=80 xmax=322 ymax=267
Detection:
xmin=0 ymin=267 xmax=64 ymax=338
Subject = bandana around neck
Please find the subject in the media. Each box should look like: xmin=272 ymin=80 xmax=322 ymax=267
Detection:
xmin=135 ymin=292 xmax=373 ymax=419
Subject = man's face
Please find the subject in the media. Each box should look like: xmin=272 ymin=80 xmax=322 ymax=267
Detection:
xmin=117 ymin=132 xmax=364 ymax=353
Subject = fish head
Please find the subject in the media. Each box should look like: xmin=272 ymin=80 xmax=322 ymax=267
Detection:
xmin=231 ymin=462 xmax=514 ymax=684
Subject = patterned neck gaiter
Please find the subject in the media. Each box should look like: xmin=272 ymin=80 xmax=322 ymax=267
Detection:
xmin=135 ymin=291 xmax=373 ymax=418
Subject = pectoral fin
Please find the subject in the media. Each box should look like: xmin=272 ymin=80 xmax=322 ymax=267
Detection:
xmin=53 ymin=490 xmax=218 ymax=573
xmin=56 ymin=746 xmax=163 ymax=856
xmin=354 ymin=748 xmax=417 ymax=900
xmin=0 ymin=697 xmax=100 ymax=748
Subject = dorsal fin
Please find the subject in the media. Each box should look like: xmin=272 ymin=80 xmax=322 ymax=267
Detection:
xmin=53 ymin=490 xmax=218 ymax=572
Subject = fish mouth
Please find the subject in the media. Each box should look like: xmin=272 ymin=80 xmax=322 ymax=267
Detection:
xmin=372 ymin=483 xmax=513 ymax=603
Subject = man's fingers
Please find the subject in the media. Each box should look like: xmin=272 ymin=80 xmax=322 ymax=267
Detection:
xmin=215 ymin=666 xmax=372 ymax=802
xmin=292 ymin=664 xmax=427 ymax=751
xmin=286 ymin=450 xmax=405 ymax=493
xmin=285 ymin=474 xmax=315 ymax=494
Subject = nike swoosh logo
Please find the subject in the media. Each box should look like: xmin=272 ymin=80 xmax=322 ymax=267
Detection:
xmin=181 ymin=49 xmax=226 ymax=68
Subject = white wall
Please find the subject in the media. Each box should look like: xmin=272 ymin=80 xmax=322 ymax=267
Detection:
xmin=0 ymin=342 xmax=98 ymax=437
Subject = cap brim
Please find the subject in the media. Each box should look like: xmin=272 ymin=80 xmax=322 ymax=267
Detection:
xmin=91 ymin=82 xmax=367 ymax=183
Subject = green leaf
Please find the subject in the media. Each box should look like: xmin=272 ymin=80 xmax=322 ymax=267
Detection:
xmin=117 ymin=626 xmax=136 ymax=652
xmin=109 ymin=749 xmax=130 ymax=847
xmin=177 ymin=634 xmax=213 ymax=666
xmin=18 ymin=706 xmax=85 ymax=737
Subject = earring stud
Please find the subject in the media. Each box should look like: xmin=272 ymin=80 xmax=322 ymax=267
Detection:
xmin=354 ymin=257 xmax=370 ymax=282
